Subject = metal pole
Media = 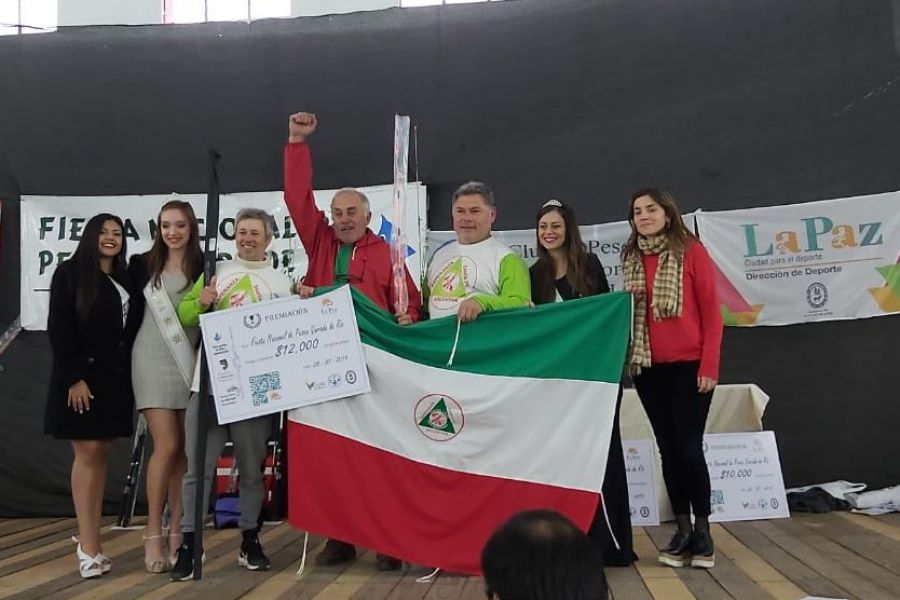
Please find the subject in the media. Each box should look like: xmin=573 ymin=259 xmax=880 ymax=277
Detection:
xmin=192 ymin=149 xmax=221 ymax=579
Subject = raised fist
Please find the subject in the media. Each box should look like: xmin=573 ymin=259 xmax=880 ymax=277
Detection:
xmin=288 ymin=112 xmax=318 ymax=142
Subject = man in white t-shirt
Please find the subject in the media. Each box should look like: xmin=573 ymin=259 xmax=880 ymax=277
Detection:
xmin=427 ymin=181 xmax=531 ymax=321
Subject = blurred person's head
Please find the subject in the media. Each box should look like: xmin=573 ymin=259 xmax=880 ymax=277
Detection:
xmin=481 ymin=510 xmax=607 ymax=600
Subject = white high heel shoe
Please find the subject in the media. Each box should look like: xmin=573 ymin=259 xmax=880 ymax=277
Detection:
xmin=76 ymin=544 xmax=103 ymax=579
xmin=97 ymin=552 xmax=112 ymax=574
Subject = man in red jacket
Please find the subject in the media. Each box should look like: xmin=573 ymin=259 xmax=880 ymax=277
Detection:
xmin=284 ymin=112 xmax=421 ymax=324
xmin=283 ymin=111 xmax=421 ymax=571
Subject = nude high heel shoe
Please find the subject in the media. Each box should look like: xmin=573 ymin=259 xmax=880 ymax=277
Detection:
xmin=168 ymin=532 xmax=183 ymax=566
xmin=143 ymin=534 xmax=171 ymax=573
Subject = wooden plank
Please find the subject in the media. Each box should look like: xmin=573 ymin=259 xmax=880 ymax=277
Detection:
xmin=456 ymin=575 xmax=489 ymax=600
xmin=272 ymin=536 xmax=368 ymax=600
xmin=710 ymin=524 xmax=806 ymax=600
xmin=167 ymin=524 xmax=294 ymax=600
xmin=605 ymin=566 xmax=654 ymax=600
xmin=0 ymin=514 xmax=897 ymax=600
xmin=722 ymin=521 xmax=850 ymax=599
xmin=7 ymin=526 xmax=241 ymax=600
xmin=0 ymin=518 xmax=119 ymax=574
xmin=654 ymin=525 xmax=806 ymax=600
xmin=0 ymin=525 xmax=78 ymax=561
xmin=0 ymin=528 xmax=140 ymax=599
xmin=806 ymin=512 xmax=900 ymax=575
xmin=152 ymin=526 xmax=309 ymax=600
xmin=0 ymin=519 xmax=76 ymax=553
xmin=643 ymin=526 xmax=731 ymax=600
xmin=0 ymin=520 xmax=60 ymax=539
xmin=423 ymin=572 xmax=471 ymax=600
xmin=701 ymin=549 xmax=778 ymax=600
xmin=644 ymin=524 xmax=779 ymax=600
xmin=346 ymin=563 xmax=410 ymax=600
xmin=632 ymin=527 xmax=697 ymax=600
xmin=307 ymin=551 xmax=380 ymax=600
xmin=872 ymin=512 xmax=900 ymax=530
xmin=789 ymin=514 xmax=900 ymax=593
xmin=122 ymin=525 xmax=286 ymax=600
xmin=236 ymin=534 xmax=328 ymax=600
xmin=753 ymin=518 xmax=896 ymax=600
xmin=377 ymin=569 xmax=438 ymax=600
xmin=837 ymin=511 xmax=900 ymax=544
xmin=675 ymin=568 xmax=735 ymax=600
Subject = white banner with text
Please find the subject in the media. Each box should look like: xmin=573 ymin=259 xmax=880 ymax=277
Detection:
xmin=20 ymin=184 xmax=426 ymax=330
xmin=696 ymin=192 xmax=900 ymax=325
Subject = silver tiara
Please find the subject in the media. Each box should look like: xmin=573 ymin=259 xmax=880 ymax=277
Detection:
xmin=542 ymin=199 xmax=563 ymax=208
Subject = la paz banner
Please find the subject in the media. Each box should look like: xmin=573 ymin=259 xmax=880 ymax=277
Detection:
xmin=287 ymin=289 xmax=632 ymax=574
xmin=19 ymin=184 xmax=426 ymax=330
xmin=696 ymin=192 xmax=900 ymax=326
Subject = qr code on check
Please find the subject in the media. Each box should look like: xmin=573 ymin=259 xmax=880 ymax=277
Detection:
xmin=249 ymin=371 xmax=282 ymax=407
xmin=710 ymin=490 xmax=725 ymax=506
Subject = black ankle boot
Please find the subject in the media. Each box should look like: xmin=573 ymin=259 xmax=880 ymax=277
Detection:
xmin=688 ymin=529 xmax=715 ymax=568
xmin=658 ymin=530 xmax=692 ymax=568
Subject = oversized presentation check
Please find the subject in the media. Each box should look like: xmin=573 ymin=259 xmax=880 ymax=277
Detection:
xmin=199 ymin=286 xmax=371 ymax=424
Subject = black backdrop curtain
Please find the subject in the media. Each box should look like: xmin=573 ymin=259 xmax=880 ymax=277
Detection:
xmin=0 ymin=0 xmax=897 ymax=515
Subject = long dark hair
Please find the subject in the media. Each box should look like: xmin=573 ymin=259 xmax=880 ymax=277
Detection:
xmin=531 ymin=201 xmax=599 ymax=303
xmin=145 ymin=199 xmax=203 ymax=290
xmin=71 ymin=213 xmax=128 ymax=321
xmin=622 ymin=188 xmax=697 ymax=260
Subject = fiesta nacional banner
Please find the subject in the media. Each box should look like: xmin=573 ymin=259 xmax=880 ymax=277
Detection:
xmin=20 ymin=184 xmax=426 ymax=330
xmin=696 ymin=192 xmax=900 ymax=326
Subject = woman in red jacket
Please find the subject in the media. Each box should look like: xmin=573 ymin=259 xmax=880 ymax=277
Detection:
xmin=622 ymin=189 xmax=723 ymax=569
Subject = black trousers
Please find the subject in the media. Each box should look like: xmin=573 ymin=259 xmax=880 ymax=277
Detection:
xmin=634 ymin=361 xmax=713 ymax=517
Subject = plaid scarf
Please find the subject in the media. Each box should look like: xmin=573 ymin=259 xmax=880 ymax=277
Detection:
xmin=624 ymin=234 xmax=684 ymax=375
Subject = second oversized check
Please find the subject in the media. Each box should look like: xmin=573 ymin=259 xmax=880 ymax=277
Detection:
xmin=199 ymin=286 xmax=371 ymax=424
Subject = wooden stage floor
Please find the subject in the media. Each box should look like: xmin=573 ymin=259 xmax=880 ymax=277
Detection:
xmin=0 ymin=512 xmax=898 ymax=599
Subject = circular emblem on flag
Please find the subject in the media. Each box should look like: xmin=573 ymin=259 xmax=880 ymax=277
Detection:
xmin=414 ymin=394 xmax=464 ymax=441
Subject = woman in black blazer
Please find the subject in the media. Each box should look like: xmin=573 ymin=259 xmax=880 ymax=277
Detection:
xmin=44 ymin=213 xmax=141 ymax=579
xmin=530 ymin=199 xmax=635 ymax=567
